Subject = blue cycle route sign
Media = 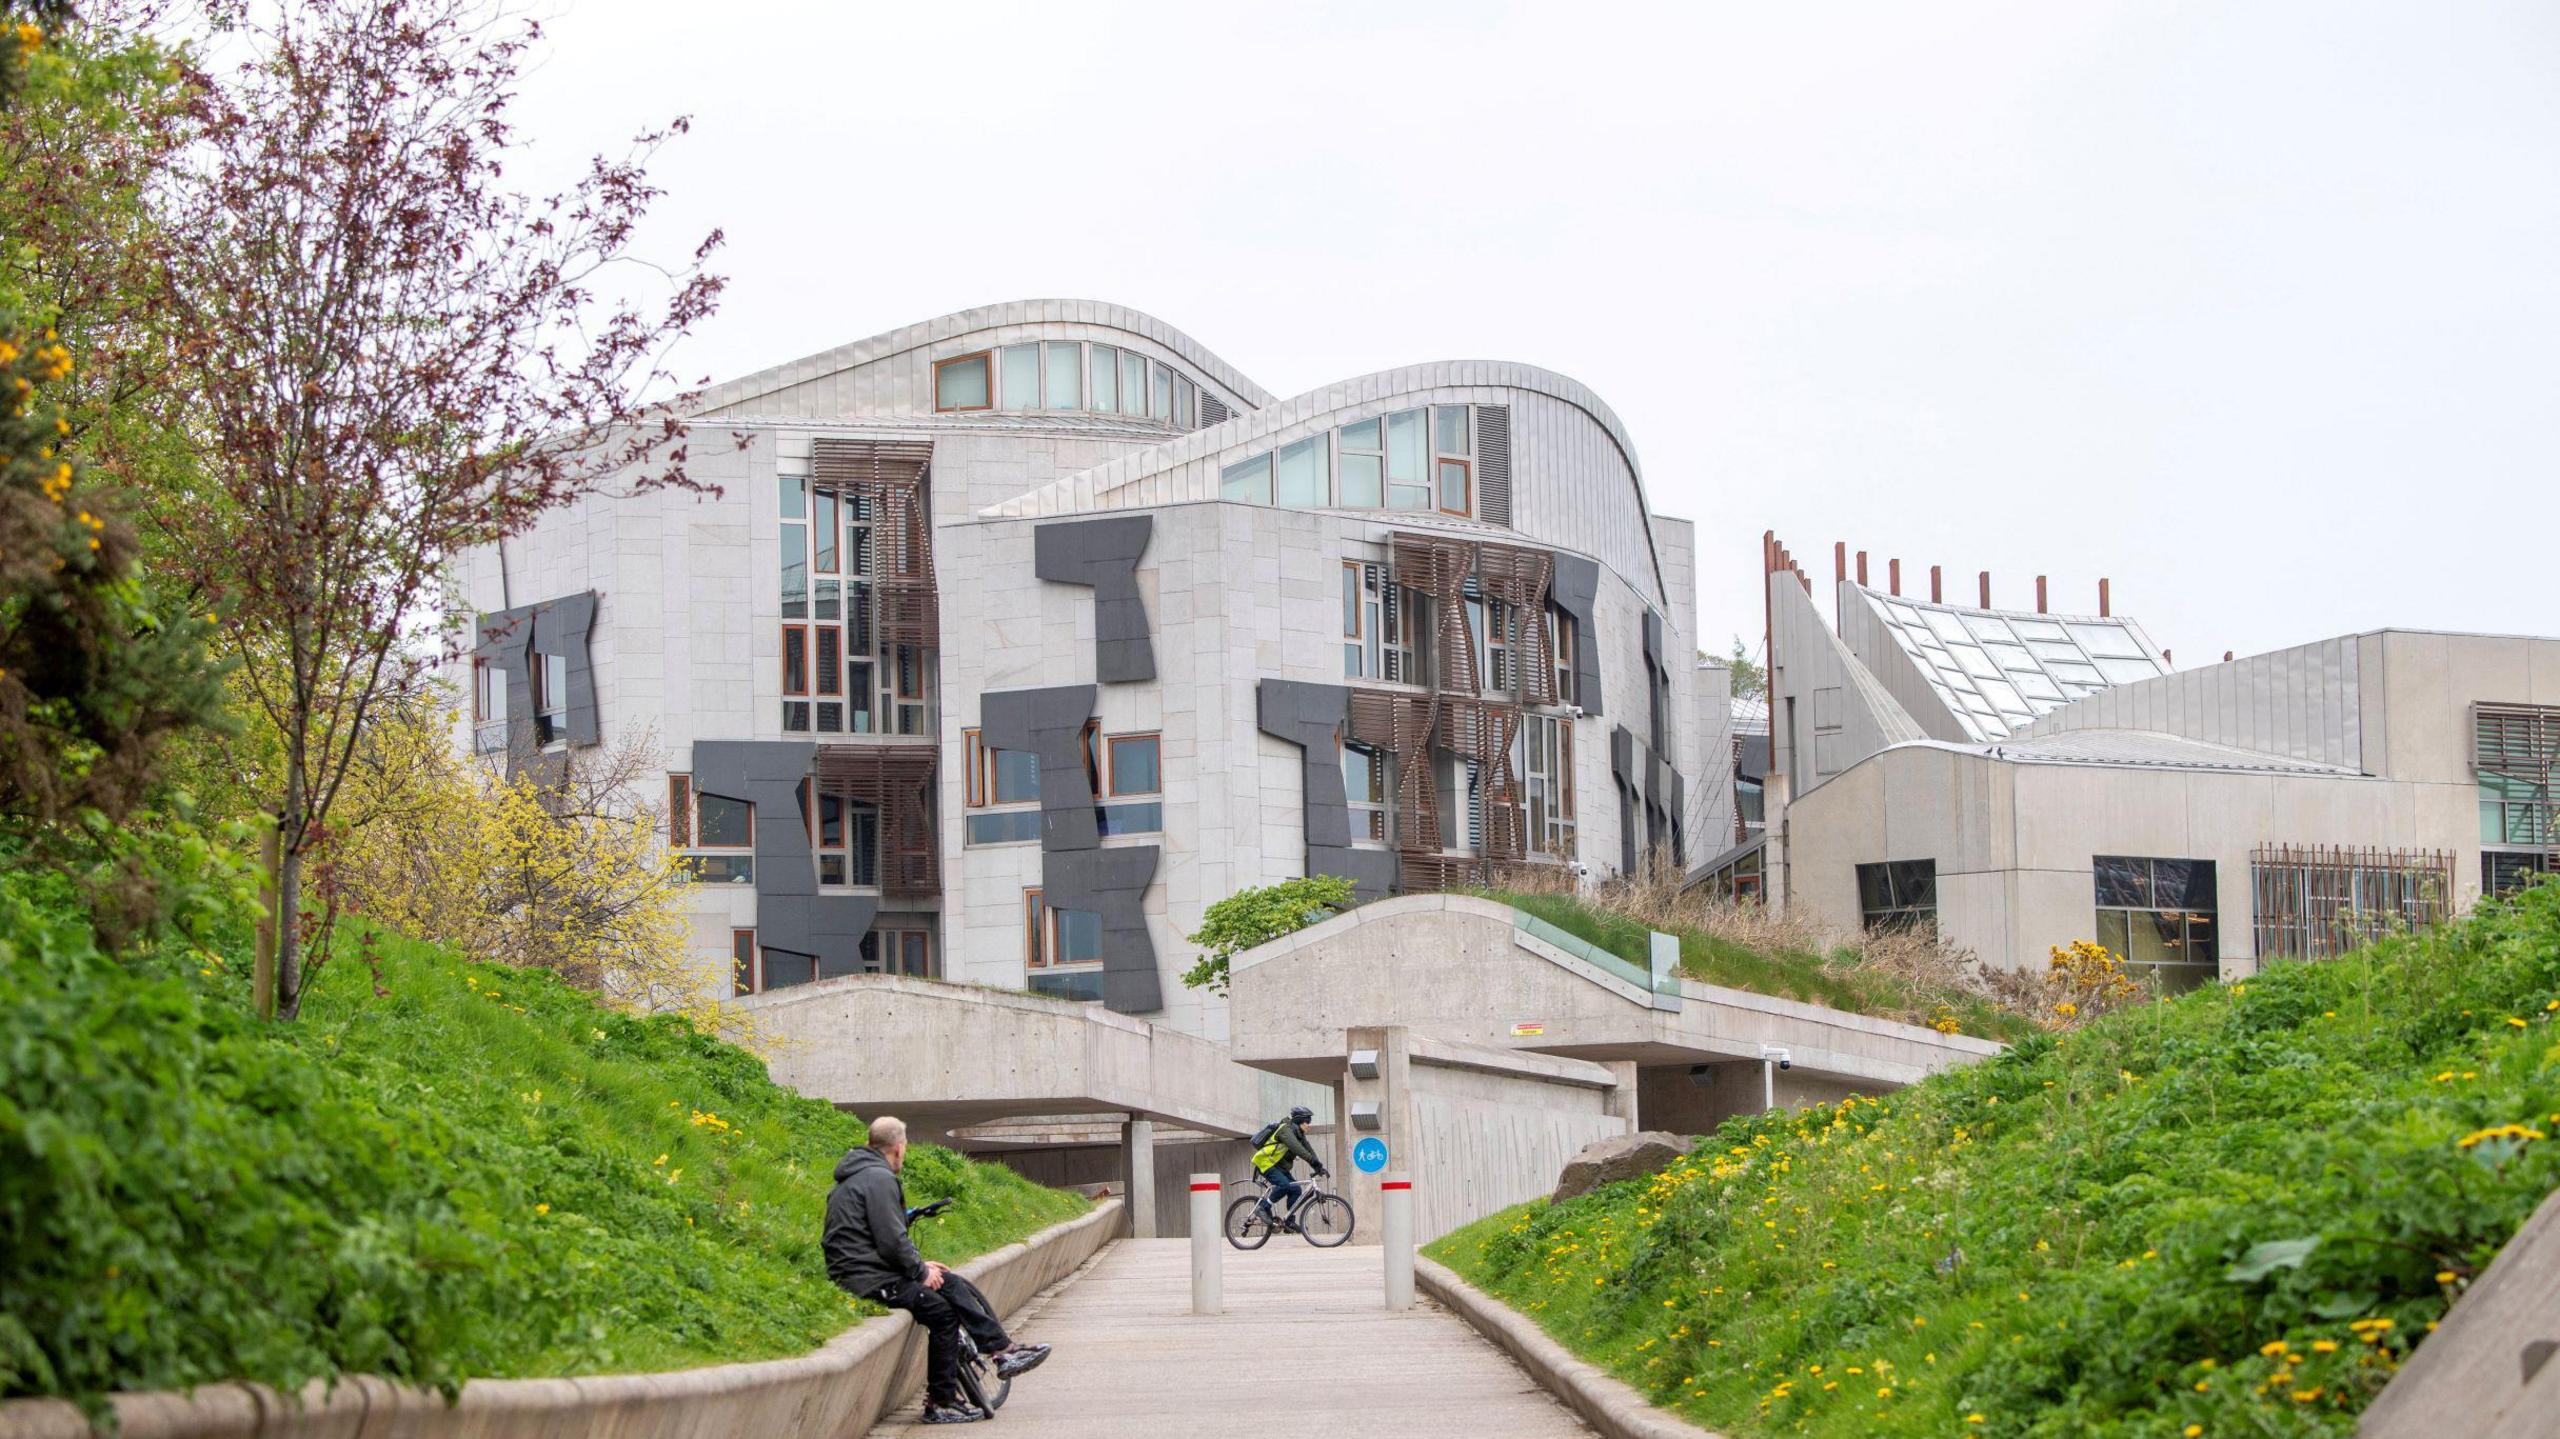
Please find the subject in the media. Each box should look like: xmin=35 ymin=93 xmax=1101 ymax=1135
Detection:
xmin=1352 ymin=1136 xmax=1389 ymax=1174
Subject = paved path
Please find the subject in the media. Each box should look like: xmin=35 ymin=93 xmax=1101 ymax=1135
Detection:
xmin=869 ymin=1239 xmax=1594 ymax=1437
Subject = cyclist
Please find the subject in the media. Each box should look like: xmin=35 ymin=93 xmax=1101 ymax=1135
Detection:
xmin=1249 ymin=1104 xmax=1328 ymax=1231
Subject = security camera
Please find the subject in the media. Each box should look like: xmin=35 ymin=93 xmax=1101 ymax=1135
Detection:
xmin=1779 ymin=1056 xmax=1792 ymax=1071
xmin=1563 ymin=705 xmax=1586 ymax=720
xmin=1760 ymin=1044 xmax=1792 ymax=1071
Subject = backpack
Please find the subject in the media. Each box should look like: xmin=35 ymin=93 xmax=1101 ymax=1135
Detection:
xmin=1249 ymin=1121 xmax=1288 ymax=1173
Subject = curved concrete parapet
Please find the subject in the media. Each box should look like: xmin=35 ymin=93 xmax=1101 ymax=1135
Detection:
xmin=0 ymin=1199 xmax=1122 ymax=1439
xmin=1418 ymin=1255 xmax=1724 ymax=1439
xmin=738 ymin=972 xmax=1264 ymax=1139
xmin=2360 ymin=1186 xmax=2560 ymax=1439
xmin=1229 ymin=893 xmax=2000 ymax=1090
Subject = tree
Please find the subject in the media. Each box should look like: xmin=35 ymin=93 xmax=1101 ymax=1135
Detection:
xmin=1725 ymin=636 xmax=1765 ymax=702
xmin=323 ymin=695 xmax=720 ymax=1030
xmin=153 ymin=0 xmax=723 ymax=1017
xmin=1180 ymin=875 xmax=1358 ymax=997
xmin=0 ymin=0 xmax=227 ymax=933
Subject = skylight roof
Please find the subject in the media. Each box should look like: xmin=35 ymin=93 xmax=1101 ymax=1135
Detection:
xmin=1851 ymin=587 xmax=2168 ymax=742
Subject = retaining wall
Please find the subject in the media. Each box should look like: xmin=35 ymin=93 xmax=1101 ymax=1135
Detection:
xmin=0 ymin=1199 xmax=1121 ymax=1439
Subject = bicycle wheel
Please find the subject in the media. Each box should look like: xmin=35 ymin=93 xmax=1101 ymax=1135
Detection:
xmin=1224 ymin=1194 xmax=1275 ymax=1250
xmin=954 ymin=1351 xmax=1004 ymax=1417
xmin=1298 ymin=1193 xmax=1355 ymax=1248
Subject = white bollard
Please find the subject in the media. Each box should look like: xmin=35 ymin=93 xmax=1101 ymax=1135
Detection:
xmin=1189 ymin=1172 xmax=1222 ymax=1315
xmin=1382 ymin=1173 xmax=1414 ymax=1311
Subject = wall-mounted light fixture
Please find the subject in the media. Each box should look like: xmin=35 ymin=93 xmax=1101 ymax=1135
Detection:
xmin=1349 ymin=1100 xmax=1382 ymax=1131
xmin=1348 ymin=1048 xmax=1380 ymax=1080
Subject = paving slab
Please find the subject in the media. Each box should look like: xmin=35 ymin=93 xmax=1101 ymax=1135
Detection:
xmin=868 ymin=1238 xmax=1594 ymax=1438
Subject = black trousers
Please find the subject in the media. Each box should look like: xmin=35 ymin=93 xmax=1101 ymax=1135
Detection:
xmin=877 ymin=1271 xmax=1009 ymax=1404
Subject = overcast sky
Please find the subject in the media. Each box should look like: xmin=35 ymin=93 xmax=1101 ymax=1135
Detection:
xmin=510 ymin=0 xmax=2558 ymax=667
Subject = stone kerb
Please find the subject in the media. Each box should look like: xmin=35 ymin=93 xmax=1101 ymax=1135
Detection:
xmin=0 ymin=1199 xmax=1124 ymax=1439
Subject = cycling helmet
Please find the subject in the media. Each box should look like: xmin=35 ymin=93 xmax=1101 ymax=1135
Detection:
xmin=1289 ymin=1105 xmax=1314 ymax=1124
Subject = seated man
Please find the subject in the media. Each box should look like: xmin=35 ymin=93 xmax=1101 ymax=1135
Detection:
xmin=823 ymin=1116 xmax=1049 ymax=1425
xmin=1250 ymin=1104 xmax=1327 ymax=1231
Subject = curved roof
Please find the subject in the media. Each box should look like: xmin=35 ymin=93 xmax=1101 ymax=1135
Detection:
xmin=686 ymin=298 xmax=1277 ymax=419
xmin=978 ymin=358 xmax=1669 ymax=600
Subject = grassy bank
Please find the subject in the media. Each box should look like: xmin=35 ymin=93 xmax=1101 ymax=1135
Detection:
xmin=0 ymin=870 xmax=1085 ymax=1409
xmin=1491 ymin=889 xmax=2039 ymax=1042
xmin=1432 ymin=883 xmax=2560 ymax=1436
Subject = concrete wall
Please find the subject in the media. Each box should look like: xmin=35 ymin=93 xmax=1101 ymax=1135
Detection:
xmin=0 ymin=1199 xmax=1121 ymax=1439
xmin=1634 ymin=1060 xmax=1880 ymax=1135
xmin=983 ymin=1136 xmax=1259 ymax=1240
xmin=1766 ymin=572 xmax=1933 ymax=800
xmin=1786 ymin=742 xmax=2436 ymax=975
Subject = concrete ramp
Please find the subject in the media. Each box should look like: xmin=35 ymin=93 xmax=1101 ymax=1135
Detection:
xmin=740 ymin=974 xmax=1262 ymax=1140
xmin=1229 ymin=894 xmax=1999 ymax=1132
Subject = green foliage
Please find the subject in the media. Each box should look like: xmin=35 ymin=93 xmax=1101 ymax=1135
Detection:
xmin=1180 ymin=873 xmax=1358 ymax=996
xmin=0 ymin=868 xmax=1086 ymax=1409
xmin=1726 ymin=636 xmax=1765 ymax=702
xmin=1430 ymin=882 xmax=2560 ymax=1437
xmin=1493 ymin=890 xmax=2039 ymax=1043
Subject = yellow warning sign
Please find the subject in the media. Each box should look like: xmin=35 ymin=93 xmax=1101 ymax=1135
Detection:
xmin=1510 ymin=1021 xmax=1546 ymax=1037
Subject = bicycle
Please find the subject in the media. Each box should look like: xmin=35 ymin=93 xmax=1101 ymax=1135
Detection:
xmin=906 ymin=1197 xmax=1009 ymax=1416
xmin=1223 ymin=1171 xmax=1355 ymax=1250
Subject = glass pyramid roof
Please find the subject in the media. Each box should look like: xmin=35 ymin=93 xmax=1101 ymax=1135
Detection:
xmin=1850 ymin=586 xmax=2168 ymax=742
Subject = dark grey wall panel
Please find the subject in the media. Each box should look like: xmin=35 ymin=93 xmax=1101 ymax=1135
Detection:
xmin=692 ymin=740 xmax=877 ymax=972
xmin=979 ymin=685 xmax=1102 ymax=851
xmin=1610 ymin=725 xmax=1640 ymax=876
xmin=474 ymin=591 xmax=601 ymax=772
xmin=981 ymin=684 xmax=1165 ymax=1015
xmin=1034 ymin=516 xmax=1156 ymax=684
xmin=1255 ymin=679 xmax=1397 ymax=901
xmin=1042 ymin=844 xmax=1161 ymax=1015
xmin=1550 ymin=555 xmax=1603 ymax=717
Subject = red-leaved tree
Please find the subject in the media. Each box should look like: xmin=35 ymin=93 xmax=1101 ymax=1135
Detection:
xmin=156 ymin=0 xmax=723 ymax=1017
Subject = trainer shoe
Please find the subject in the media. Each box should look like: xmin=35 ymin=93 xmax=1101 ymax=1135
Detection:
xmin=920 ymin=1402 xmax=984 ymax=1424
xmin=994 ymin=1342 xmax=1052 ymax=1378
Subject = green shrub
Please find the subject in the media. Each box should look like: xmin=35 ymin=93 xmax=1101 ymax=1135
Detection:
xmin=1430 ymin=882 xmax=2560 ymax=1437
xmin=0 ymin=869 xmax=1085 ymax=1409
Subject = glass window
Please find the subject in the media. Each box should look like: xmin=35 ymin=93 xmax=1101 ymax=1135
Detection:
xmin=1275 ymin=436 xmax=1329 ymax=507
xmin=1433 ymin=405 xmax=1469 ymax=455
xmin=933 ymin=352 xmax=991 ymax=411
xmin=696 ymin=792 xmax=753 ymax=848
xmin=1108 ymin=734 xmax=1161 ymax=795
xmin=1339 ymin=417 xmax=1381 ymax=451
xmin=2093 ymin=855 xmax=2218 ymax=992
xmin=1044 ymin=341 xmax=1082 ymax=409
xmin=1119 ymin=351 xmax=1146 ymax=415
xmin=966 ymin=810 xmax=1042 ymax=845
xmin=2096 ymin=656 xmax=2166 ymax=685
xmin=1855 ymin=859 xmax=1936 ymax=934
xmin=813 ymin=490 xmax=837 ymax=573
xmin=1345 ymin=742 xmax=1386 ymax=842
xmin=1026 ymin=888 xmax=1105 ymax=977
xmin=1175 ymin=376 xmax=1195 ymax=428
xmin=761 ymin=949 xmax=816 ymax=991
xmin=731 ymin=929 xmax=755 ymax=997
xmin=993 ymin=749 xmax=1040 ymax=805
xmin=1055 ymin=907 xmax=1101 ymax=963
xmin=779 ymin=475 xmax=806 ymax=520
xmin=1221 ymin=453 xmax=1273 ymax=504
xmin=1151 ymin=363 xmax=1173 ymax=420
xmin=1437 ymin=458 xmax=1470 ymax=515
xmin=1000 ymin=345 xmax=1040 ymax=412
xmin=1339 ymin=453 xmax=1384 ymax=508
xmin=1090 ymin=345 xmax=1118 ymax=412
xmin=1385 ymin=409 xmax=1425 ymax=484
xmin=1097 ymin=800 xmax=1163 ymax=837
xmin=536 ymin=652 xmax=569 ymax=742
xmin=2067 ymin=623 xmax=2149 ymax=659
xmin=780 ymin=523 xmax=807 ymax=619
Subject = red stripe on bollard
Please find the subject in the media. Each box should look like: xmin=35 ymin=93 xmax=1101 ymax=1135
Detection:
xmin=1380 ymin=1181 xmax=1412 ymax=1191
xmin=1189 ymin=1182 xmax=1221 ymax=1192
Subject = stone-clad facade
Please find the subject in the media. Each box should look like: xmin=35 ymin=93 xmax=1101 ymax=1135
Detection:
xmin=453 ymin=299 xmax=1725 ymax=1042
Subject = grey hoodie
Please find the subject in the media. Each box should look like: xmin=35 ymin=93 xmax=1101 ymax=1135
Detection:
xmin=823 ymin=1145 xmax=925 ymax=1297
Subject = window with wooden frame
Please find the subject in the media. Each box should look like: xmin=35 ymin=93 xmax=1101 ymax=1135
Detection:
xmin=667 ymin=773 xmax=692 ymax=848
xmin=1106 ymin=734 xmax=1161 ymax=796
xmin=1547 ymin=605 xmax=1578 ymax=706
xmin=675 ymin=780 xmax=754 ymax=885
xmin=963 ymin=728 xmax=1043 ymax=845
xmin=1023 ymin=889 xmax=1103 ymax=970
xmin=1435 ymin=457 xmax=1472 ymax=517
xmin=731 ymin=929 xmax=757 ymax=997
xmin=1520 ymin=713 xmax=1576 ymax=859
xmin=933 ymin=350 xmax=992 ymax=411
xmin=1343 ymin=739 xmax=1388 ymax=844
xmin=472 ymin=659 xmax=508 ymax=753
